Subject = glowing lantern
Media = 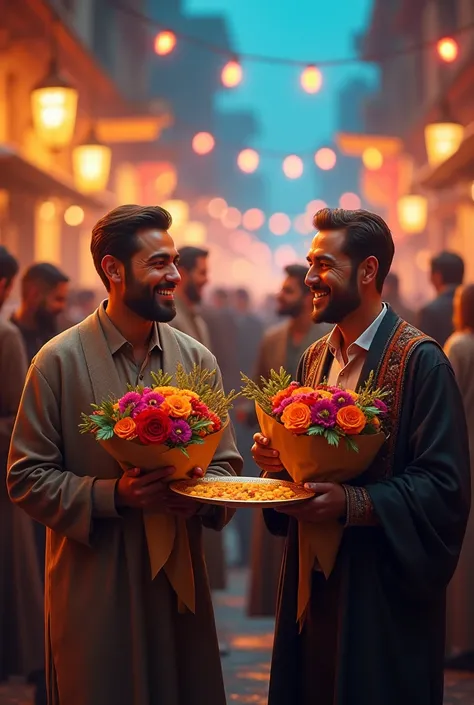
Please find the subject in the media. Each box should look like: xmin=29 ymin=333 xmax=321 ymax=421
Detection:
xmin=161 ymin=200 xmax=189 ymax=229
xmin=207 ymin=198 xmax=227 ymax=218
xmin=300 ymin=65 xmax=322 ymax=94
xmin=221 ymin=60 xmax=242 ymax=88
xmin=306 ymin=199 xmax=327 ymax=214
xmin=237 ymin=148 xmax=260 ymax=173
xmin=73 ymin=128 xmax=111 ymax=193
xmin=154 ymin=31 xmax=176 ymax=56
xmin=283 ymin=155 xmax=303 ymax=179
xmin=184 ymin=221 xmax=206 ymax=245
xmin=64 ymin=205 xmax=84 ymax=227
xmin=339 ymin=192 xmax=361 ymax=209
xmin=192 ymin=131 xmax=215 ymax=155
xmin=242 ymin=208 xmax=265 ymax=231
xmin=221 ymin=207 xmax=242 ymax=229
xmin=397 ymin=195 xmax=428 ymax=234
xmin=314 ymin=148 xmax=336 ymax=170
xmin=31 ymin=58 xmax=78 ymax=150
xmin=269 ymin=213 xmax=291 ymax=236
xmin=437 ymin=37 xmax=458 ymax=63
xmin=362 ymin=147 xmax=383 ymax=170
xmin=424 ymin=121 xmax=464 ymax=167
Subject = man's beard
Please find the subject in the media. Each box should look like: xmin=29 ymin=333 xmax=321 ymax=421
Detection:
xmin=311 ymin=268 xmax=361 ymax=324
xmin=123 ymin=272 xmax=176 ymax=322
xmin=185 ymin=280 xmax=202 ymax=305
xmin=277 ymin=299 xmax=304 ymax=319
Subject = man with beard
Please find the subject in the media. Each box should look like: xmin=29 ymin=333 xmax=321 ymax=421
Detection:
xmin=247 ymin=264 xmax=331 ymax=617
xmin=7 ymin=205 xmax=242 ymax=705
xmin=252 ymin=208 xmax=470 ymax=705
xmin=171 ymin=246 xmax=211 ymax=348
xmin=11 ymin=262 xmax=69 ymax=363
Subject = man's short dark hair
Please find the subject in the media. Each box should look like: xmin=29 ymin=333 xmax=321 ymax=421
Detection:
xmin=313 ymin=208 xmax=395 ymax=293
xmin=0 ymin=246 xmax=19 ymax=285
xmin=91 ymin=205 xmax=173 ymax=290
xmin=177 ymin=246 xmax=209 ymax=272
xmin=22 ymin=262 xmax=69 ymax=296
xmin=284 ymin=263 xmax=310 ymax=296
xmin=431 ymin=251 xmax=464 ymax=286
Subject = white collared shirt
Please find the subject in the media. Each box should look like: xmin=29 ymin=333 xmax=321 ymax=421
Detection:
xmin=326 ymin=305 xmax=387 ymax=391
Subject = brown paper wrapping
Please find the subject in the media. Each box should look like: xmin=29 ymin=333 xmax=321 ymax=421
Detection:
xmin=256 ymin=404 xmax=384 ymax=625
xmin=99 ymin=423 xmax=227 ymax=613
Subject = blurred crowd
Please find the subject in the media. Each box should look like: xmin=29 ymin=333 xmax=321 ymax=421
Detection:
xmin=1 ymin=240 xmax=474 ymax=703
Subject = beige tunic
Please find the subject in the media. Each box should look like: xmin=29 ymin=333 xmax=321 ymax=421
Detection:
xmin=7 ymin=305 xmax=242 ymax=705
xmin=444 ymin=331 xmax=474 ymax=654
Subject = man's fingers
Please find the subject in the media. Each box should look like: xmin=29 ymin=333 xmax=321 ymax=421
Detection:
xmin=304 ymin=482 xmax=335 ymax=494
xmin=188 ymin=466 xmax=204 ymax=479
xmin=253 ymin=433 xmax=270 ymax=446
xmin=251 ymin=443 xmax=280 ymax=459
xmin=134 ymin=466 xmax=175 ymax=486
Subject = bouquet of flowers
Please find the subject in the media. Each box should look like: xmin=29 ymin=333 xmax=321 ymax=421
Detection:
xmin=242 ymin=368 xmax=388 ymax=625
xmin=80 ymin=364 xmax=237 ymax=613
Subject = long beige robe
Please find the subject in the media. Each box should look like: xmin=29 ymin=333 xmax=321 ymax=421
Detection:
xmin=169 ymin=296 xmax=227 ymax=590
xmin=7 ymin=309 xmax=242 ymax=705
xmin=0 ymin=318 xmax=44 ymax=681
xmin=444 ymin=331 xmax=474 ymax=654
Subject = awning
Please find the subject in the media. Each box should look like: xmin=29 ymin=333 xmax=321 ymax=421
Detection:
xmin=418 ymin=122 xmax=474 ymax=190
xmin=0 ymin=144 xmax=116 ymax=210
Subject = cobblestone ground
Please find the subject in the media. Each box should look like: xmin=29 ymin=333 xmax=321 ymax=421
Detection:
xmin=2 ymin=568 xmax=474 ymax=704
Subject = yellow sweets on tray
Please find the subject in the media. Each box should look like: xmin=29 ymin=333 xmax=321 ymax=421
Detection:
xmin=182 ymin=480 xmax=298 ymax=502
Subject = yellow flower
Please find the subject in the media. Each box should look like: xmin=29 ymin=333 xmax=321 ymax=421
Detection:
xmin=153 ymin=386 xmax=180 ymax=397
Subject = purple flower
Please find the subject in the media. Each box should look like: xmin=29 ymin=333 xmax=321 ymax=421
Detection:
xmin=118 ymin=391 xmax=142 ymax=413
xmin=169 ymin=419 xmax=192 ymax=445
xmin=331 ymin=390 xmax=355 ymax=408
xmin=310 ymin=399 xmax=337 ymax=428
xmin=131 ymin=402 xmax=148 ymax=418
xmin=142 ymin=392 xmax=165 ymax=407
xmin=274 ymin=396 xmax=297 ymax=415
xmin=142 ymin=387 xmax=152 ymax=394
xmin=374 ymin=399 xmax=388 ymax=415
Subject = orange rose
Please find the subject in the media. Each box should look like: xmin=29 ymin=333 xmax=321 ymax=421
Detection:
xmin=179 ymin=389 xmax=199 ymax=400
xmin=336 ymin=405 xmax=367 ymax=435
xmin=163 ymin=394 xmax=192 ymax=418
xmin=281 ymin=402 xmax=311 ymax=434
xmin=291 ymin=386 xmax=315 ymax=396
xmin=114 ymin=417 xmax=137 ymax=440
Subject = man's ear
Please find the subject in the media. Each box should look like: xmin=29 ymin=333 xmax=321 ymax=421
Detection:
xmin=101 ymin=255 xmax=122 ymax=285
xmin=360 ymin=256 xmax=379 ymax=286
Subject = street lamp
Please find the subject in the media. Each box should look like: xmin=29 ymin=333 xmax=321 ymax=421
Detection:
xmin=73 ymin=127 xmax=111 ymax=193
xmin=31 ymin=57 xmax=78 ymax=150
xmin=397 ymin=195 xmax=428 ymax=234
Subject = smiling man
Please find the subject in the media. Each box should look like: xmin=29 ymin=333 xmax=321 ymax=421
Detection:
xmin=7 ymin=205 xmax=242 ymax=705
xmin=252 ymin=208 xmax=471 ymax=705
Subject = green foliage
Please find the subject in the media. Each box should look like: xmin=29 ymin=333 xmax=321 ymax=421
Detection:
xmin=240 ymin=367 xmax=293 ymax=414
xmin=356 ymin=371 xmax=389 ymax=408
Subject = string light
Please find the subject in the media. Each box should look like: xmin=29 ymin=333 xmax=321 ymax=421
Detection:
xmin=192 ymin=132 xmax=215 ymax=155
xmin=64 ymin=205 xmax=84 ymax=226
xmin=314 ymin=148 xmax=336 ymax=170
xmin=339 ymin=192 xmax=361 ymax=209
xmin=300 ymin=66 xmax=322 ymax=94
xmin=154 ymin=31 xmax=176 ymax=56
xmin=269 ymin=213 xmax=291 ymax=236
xmin=221 ymin=207 xmax=242 ymax=229
xmin=283 ymin=155 xmax=303 ymax=179
xmin=437 ymin=37 xmax=459 ymax=63
xmin=242 ymin=208 xmax=265 ymax=231
xmin=306 ymin=199 xmax=327 ymax=214
xmin=207 ymin=197 xmax=227 ymax=218
xmin=237 ymin=148 xmax=259 ymax=173
xmin=221 ymin=60 xmax=243 ymax=88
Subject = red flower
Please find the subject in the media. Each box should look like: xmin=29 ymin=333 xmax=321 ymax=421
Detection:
xmin=191 ymin=398 xmax=211 ymax=417
xmin=135 ymin=408 xmax=171 ymax=445
xmin=208 ymin=412 xmax=222 ymax=432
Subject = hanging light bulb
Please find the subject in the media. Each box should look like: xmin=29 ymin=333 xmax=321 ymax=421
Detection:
xmin=300 ymin=65 xmax=322 ymax=94
xmin=282 ymin=155 xmax=303 ymax=179
xmin=425 ymin=119 xmax=464 ymax=167
xmin=397 ymin=195 xmax=428 ymax=234
xmin=73 ymin=127 xmax=111 ymax=193
xmin=154 ymin=31 xmax=177 ymax=56
xmin=437 ymin=37 xmax=458 ymax=63
xmin=237 ymin=148 xmax=259 ymax=173
xmin=221 ymin=59 xmax=243 ymax=88
xmin=31 ymin=57 xmax=78 ymax=150
xmin=192 ymin=131 xmax=215 ymax=155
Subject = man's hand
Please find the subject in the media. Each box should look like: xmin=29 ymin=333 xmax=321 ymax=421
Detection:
xmin=251 ymin=433 xmax=284 ymax=474
xmin=277 ymin=482 xmax=346 ymax=524
xmin=115 ymin=466 xmax=203 ymax=517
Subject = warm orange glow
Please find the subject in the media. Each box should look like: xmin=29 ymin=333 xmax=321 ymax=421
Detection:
xmin=362 ymin=147 xmax=383 ymax=170
xmin=31 ymin=75 xmax=78 ymax=150
xmin=306 ymin=199 xmax=327 ymax=214
xmin=38 ymin=200 xmax=56 ymax=221
xmin=424 ymin=122 xmax=464 ymax=166
xmin=274 ymin=244 xmax=297 ymax=268
xmin=154 ymin=169 xmax=177 ymax=199
xmin=221 ymin=207 xmax=242 ymax=229
xmin=73 ymin=140 xmax=112 ymax=193
xmin=161 ymin=199 xmax=189 ymax=229
xmin=184 ymin=221 xmax=206 ymax=245
xmin=300 ymin=65 xmax=322 ymax=94
xmin=221 ymin=60 xmax=243 ymax=88
xmin=207 ymin=197 xmax=227 ymax=218
xmin=249 ymin=240 xmax=272 ymax=265
xmin=339 ymin=192 xmax=361 ymax=209
xmin=269 ymin=213 xmax=291 ymax=236
xmin=294 ymin=213 xmax=313 ymax=235
xmin=192 ymin=131 xmax=215 ymax=155
xmin=282 ymin=155 xmax=303 ymax=179
xmin=242 ymin=208 xmax=265 ymax=230
xmin=237 ymin=148 xmax=260 ymax=173
xmin=397 ymin=195 xmax=427 ymax=234
xmin=64 ymin=205 xmax=84 ymax=226
xmin=154 ymin=31 xmax=177 ymax=56
xmin=437 ymin=37 xmax=458 ymax=63
xmin=314 ymin=148 xmax=337 ymax=170
xmin=231 ymin=230 xmax=253 ymax=254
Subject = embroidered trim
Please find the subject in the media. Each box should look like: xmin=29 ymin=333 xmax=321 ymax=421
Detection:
xmin=343 ymin=485 xmax=376 ymax=526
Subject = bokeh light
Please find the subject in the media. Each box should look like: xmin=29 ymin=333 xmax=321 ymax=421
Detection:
xmin=274 ymin=244 xmax=298 ymax=269
xmin=184 ymin=221 xmax=206 ymax=245
xmin=38 ymin=200 xmax=56 ymax=221
xmin=339 ymin=192 xmax=361 ymax=209
xmin=237 ymin=148 xmax=260 ymax=173
xmin=282 ymin=155 xmax=303 ymax=179
xmin=314 ymin=148 xmax=337 ymax=170
xmin=269 ymin=212 xmax=291 ymax=236
xmin=300 ymin=66 xmax=322 ymax=94
xmin=362 ymin=147 xmax=383 ymax=170
xmin=437 ymin=37 xmax=458 ymax=63
xmin=221 ymin=60 xmax=243 ymax=88
xmin=294 ymin=213 xmax=313 ymax=235
xmin=306 ymin=199 xmax=327 ymax=214
xmin=221 ymin=207 xmax=242 ymax=229
xmin=162 ymin=199 xmax=189 ymax=229
xmin=192 ymin=132 xmax=215 ymax=155
xmin=231 ymin=230 xmax=254 ymax=254
xmin=207 ymin=197 xmax=227 ymax=219
xmin=154 ymin=31 xmax=177 ymax=56
xmin=64 ymin=205 xmax=84 ymax=226
xmin=242 ymin=208 xmax=265 ymax=231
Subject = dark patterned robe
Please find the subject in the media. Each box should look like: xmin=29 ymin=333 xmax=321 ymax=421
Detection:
xmin=265 ymin=306 xmax=471 ymax=705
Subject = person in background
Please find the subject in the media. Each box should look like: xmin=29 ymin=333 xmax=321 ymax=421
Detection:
xmin=247 ymin=264 xmax=331 ymax=617
xmin=202 ymin=288 xmax=240 ymax=393
xmin=417 ymin=251 xmax=464 ymax=346
xmin=11 ymin=262 xmax=70 ymax=363
xmin=0 ymin=247 xmax=45 ymax=705
xmin=382 ymin=272 xmax=414 ymax=323
xmin=233 ymin=288 xmax=264 ymax=380
xmin=67 ymin=289 xmax=97 ymax=324
xmin=444 ymin=283 xmax=474 ymax=671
